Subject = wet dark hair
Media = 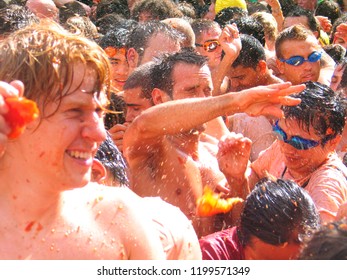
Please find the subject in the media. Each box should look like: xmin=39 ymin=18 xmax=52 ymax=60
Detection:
xmin=150 ymin=49 xmax=207 ymax=98
xmin=323 ymin=44 xmax=346 ymax=64
xmin=104 ymin=93 xmax=126 ymax=128
xmin=228 ymin=16 xmax=265 ymax=46
xmin=316 ymin=0 xmax=342 ymax=25
xmin=239 ymin=178 xmax=320 ymax=246
xmin=285 ymin=5 xmax=319 ymax=33
xmin=0 ymin=4 xmax=39 ymax=36
xmin=214 ymin=7 xmax=248 ymax=28
xmin=94 ymin=132 xmax=129 ymax=186
xmin=123 ymin=61 xmax=156 ymax=101
xmin=299 ymin=218 xmax=347 ymax=260
xmin=231 ymin=34 xmax=266 ymax=69
xmin=282 ymin=81 xmax=347 ymax=143
xmin=330 ymin=13 xmax=347 ymax=43
xmin=98 ymin=27 xmax=129 ymax=49
xmin=59 ymin=1 xmax=87 ymax=24
xmin=95 ymin=0 xmax=130 ymax=20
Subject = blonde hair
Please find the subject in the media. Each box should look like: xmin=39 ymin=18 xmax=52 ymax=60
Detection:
xmin=0 ymin=20 xmax=110 ymax=117
xmin=251 ymin=11 xmax=278 ymax=43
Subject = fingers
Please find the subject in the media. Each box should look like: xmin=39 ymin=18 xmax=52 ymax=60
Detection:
xmin=10 ymin=80 xmax=25 ymax=97
xmin=218 ymin=132 xmax=252 ymax=154
xmin=108 ymin=124 xmax=127 ymax=152
xmin=0 ymin=81 xmax=21 ymax=99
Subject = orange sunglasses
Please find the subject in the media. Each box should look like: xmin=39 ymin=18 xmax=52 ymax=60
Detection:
xmin=195 ymin=40 xmax=220 ymax=52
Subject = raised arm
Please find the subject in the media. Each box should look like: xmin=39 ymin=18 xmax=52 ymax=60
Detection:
xmin=264 ymin=0 xmax=284 ymax=32
xmin=124 ymin=83 xmax=304 ymax=153
xmin=217 ymin=132 xmax=260 ymax=199
xmin=212 ymin=23 xmax=241 ymax=96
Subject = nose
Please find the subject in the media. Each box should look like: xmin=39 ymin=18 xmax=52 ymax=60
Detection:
xmin=302 ymin=60 xmax=313 ymax=70
xmin=125 ymin=108 xmax=137 ymax=123
xmin=81 ymin=113 xmax=107 ymax=143
xmin=230 ymin=79 xmax=239 ymax=90
xmin=115 ymin=62 xmax=129 ymax=77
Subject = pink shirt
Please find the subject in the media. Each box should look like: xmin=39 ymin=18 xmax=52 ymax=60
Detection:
xmin=252 ymin=141 xmax=347 ymax=221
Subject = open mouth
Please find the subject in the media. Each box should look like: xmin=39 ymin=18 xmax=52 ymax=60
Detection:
xmin=67 ymin=150 xmax=93 ymax=160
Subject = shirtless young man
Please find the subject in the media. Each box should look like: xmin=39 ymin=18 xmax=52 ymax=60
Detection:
xmin=123 ymin=49 xmax=305 ymax=238
xmin=0 ymin=21 xmax=164 ymax=260
xmin=218 ymin=82 xmax=347 ymax=223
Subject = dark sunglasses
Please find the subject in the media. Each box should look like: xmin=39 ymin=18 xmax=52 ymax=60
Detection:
xmin=272 ymin=120 xmax=322 ymax=150
xmin=280 ymin=51 xmax=322 ymax=66
xmin=195 ymin=40 xmax=220 ymax=52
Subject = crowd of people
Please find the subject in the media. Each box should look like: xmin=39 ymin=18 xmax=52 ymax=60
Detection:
xmin=0 ymin=0 xmax=347 ymax=260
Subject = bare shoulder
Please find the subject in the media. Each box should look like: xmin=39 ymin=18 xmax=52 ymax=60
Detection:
xmin=62 ymin=183 xmax=144 ymax=219
xmin=61 ymin=184 xmax=165 ymax=259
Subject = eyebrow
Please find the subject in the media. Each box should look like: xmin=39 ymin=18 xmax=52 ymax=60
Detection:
xmin=126 ymin=103 xmax=141 ymax=107
xmin=229 ymin=74 xmax=245 ymax=79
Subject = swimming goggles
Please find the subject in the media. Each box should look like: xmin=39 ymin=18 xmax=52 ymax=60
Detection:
xmin=272 ymin=120 xmax=322 ymax=150
xmin=280 ymin=51 xmax=322 ymax=66
xmin=195 ymin=40 xmax=220 ymax=52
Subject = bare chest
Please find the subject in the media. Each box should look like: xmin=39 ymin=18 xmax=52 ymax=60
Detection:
xmin=0 ymin=219 xmax=128 ymax=260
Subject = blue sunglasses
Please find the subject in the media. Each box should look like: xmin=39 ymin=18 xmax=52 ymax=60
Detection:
xmin=280 ymin=51 xmax=322 ymax=66
xmin=272 ymin=120 xmax=322 ymax=150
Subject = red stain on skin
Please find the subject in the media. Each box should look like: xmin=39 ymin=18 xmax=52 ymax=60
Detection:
xmin=25 ymin=221 xmax=35 ymax=232
xmin=12 ymin=195 xmax=17 ymax=200
xmin=177 ymin=156 xmax=186 ymax=164
xmin=36 ymin=223 xmax=43 ymax=232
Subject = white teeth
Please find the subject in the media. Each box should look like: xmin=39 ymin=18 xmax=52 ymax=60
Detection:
xmin=68 ymin=151 xmax=91 ymax=160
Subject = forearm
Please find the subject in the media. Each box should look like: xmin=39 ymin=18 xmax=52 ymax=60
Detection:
xmin=267 ymin=0 xmax=284 ymax=31
xmin=224 ymin=161 xmax=252 ymax=199
xmin=212 ymin=55 xmax=237 ymax=96
xmin=129 ymin=95 xmax=238 ymax=139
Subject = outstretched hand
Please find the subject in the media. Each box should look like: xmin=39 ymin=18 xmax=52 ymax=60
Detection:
xmin=233 ymin=82 xmax=305 ymax=118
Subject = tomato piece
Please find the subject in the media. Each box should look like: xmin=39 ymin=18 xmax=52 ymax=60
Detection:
xmin=196 ymin=186 xmax=244 ymax=217
xmin=4 ymin=96 xmax=39 ymax=139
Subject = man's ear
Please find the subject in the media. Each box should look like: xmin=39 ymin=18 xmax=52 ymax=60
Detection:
xmin=257 ymin=60 xmax=267 ymax=74
xmin=151 ymin=88 xmax=171 ymax=105
xmin=91 ymin=159 xmax=107 ymax=184
xmin=328 ymin=134 xmax=342 ymax=149
xmin=127 ymin=48 xmax=139 ymax=69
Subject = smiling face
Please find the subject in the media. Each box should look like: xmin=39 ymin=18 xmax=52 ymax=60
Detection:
xmin=106 ymin=48 xmax=130 ymax=92
xmin=20 ymin=63 xmax=107 ymax=190
xmin=276 ymin=118 xmax=335 ymax=177
xmin=277 ymin=37 xmax=321 ymax=85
